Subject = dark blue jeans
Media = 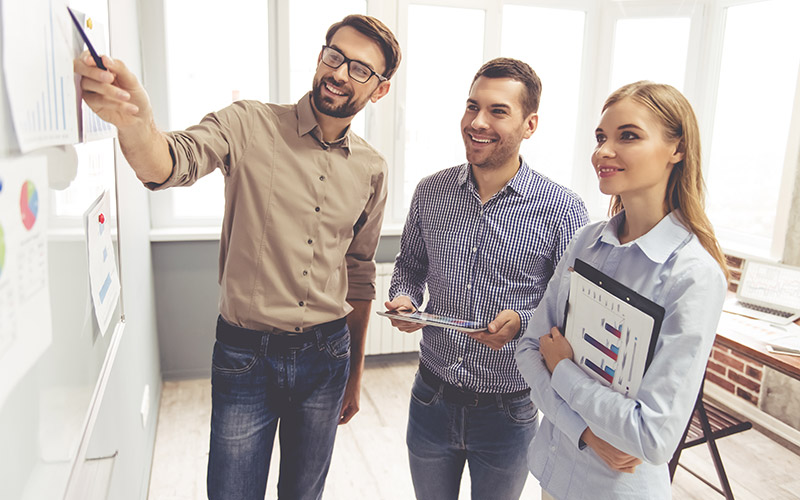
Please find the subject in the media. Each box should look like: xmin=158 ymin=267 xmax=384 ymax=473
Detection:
xmin=207 ymin=321 xmax=350 ymax=500
xmin=406 ymin=370 xmax=538 ymax=500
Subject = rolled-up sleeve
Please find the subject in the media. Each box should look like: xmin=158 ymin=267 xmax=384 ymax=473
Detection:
xmin=345 ymin=162 xmax=388 ymax=301
xmin=145 ymin=101 xmax=253 ymax=191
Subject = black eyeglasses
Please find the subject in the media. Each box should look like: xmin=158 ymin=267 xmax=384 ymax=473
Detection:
xmin=320 ymin=45 xmax=387 ymax=84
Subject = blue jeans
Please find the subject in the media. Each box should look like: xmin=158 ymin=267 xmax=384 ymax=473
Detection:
xmin=406 ymin=370 xmax=538 ymax=500
xmin=207 ymin=322 xmax=350 ymax=500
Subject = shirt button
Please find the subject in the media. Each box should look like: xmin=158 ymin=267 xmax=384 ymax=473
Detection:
xmin=472 ymin=247 xmax=478 ymax=253
xmin=307 ymin=239 xmax=313 ymax=244
xmin=457 ymin=357 xmax=463 ymax=362
xmin=294 ymin=327 xmax=301 ymax=332
xmin=319 ymin=175 xmax=326 ymax=181
xmin=457 ymin=382 xmax=463 ymax=388
xmin=466 ymin=284 xmax=472 ymax=290
xmin=299 ymin=301 xmax=304 ymax=306
xmin=551 ymin=446 xmax=556 ymax=452
xmin=315 ymin=207 xmax=320 ymax=212
xmin=302 ymin=270 xmax=308 ymax=276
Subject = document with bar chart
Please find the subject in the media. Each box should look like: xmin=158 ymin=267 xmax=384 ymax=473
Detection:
xmin=2 ymin=0 xmax=79 ymax=152
xmin=564 ymin=259 xmax=665 ymax=399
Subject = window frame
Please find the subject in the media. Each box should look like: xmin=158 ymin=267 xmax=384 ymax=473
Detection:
xmin=141 ymin=0 xmax=799 ymax=262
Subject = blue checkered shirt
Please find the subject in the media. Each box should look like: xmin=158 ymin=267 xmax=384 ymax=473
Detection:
xmin=390 ymin=160 xmax=589 ymax=393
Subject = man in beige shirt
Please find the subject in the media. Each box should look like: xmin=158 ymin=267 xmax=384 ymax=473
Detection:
xmin=74 ymin=14 xmax=400 ymax=500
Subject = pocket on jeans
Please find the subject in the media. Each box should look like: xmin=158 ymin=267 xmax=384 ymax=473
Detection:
xmin=211 ymin=340 xmax=259 ymax=374
xmin=410 ymin=372 xmax=439 ymax=406
xmin=324 ymin=326 xmax=351 ymax=360
xmin=504 ymin=394 xmax=537 ymax=424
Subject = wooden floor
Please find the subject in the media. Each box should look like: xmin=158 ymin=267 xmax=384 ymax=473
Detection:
xmin=148 ymin=353 xmax=800 ymax=500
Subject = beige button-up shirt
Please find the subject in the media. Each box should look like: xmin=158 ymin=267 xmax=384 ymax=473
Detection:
xmin=149 ymin=94 xmax=388 ymax=332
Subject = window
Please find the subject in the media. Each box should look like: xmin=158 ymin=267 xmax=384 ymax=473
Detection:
xmin=145 ymin=0 xmax=800 ymax=261
xmin=400 ymin=5 xmax=485 ymax=211
xmin=609 ymin=17 xmax=691 ymax=93
xmin=156 ymin=0 xmax=270 ymax=227
xmin=51 ymin=140 xmax=117 ymax=229
xmin=706 ymin=0 xmax=800 ymax=258
xmin=501 ymin=5 xmax=586 ymax=189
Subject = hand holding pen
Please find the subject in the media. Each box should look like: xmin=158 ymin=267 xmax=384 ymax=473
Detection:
xmin=69 ymin=8 xmax=148 ymax=130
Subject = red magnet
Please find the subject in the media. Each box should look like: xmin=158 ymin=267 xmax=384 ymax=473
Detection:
xmin=99 ymin=213 xmax=105 ymax=224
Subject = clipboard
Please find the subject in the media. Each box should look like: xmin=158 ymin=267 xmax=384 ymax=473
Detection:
xmin=563 ymin=259 xmax=665 ymax=398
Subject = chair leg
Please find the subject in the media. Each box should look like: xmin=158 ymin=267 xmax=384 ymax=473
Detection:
xmin=669 ymin=411 xmax=693 ymax=481
xmin=696 ymin=401 xmax=736 ymax=500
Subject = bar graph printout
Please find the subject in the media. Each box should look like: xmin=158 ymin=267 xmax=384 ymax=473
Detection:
xmin=564 ymin=259 xmax=664 ymax=399
xmin=2 ymin=0 xmax=79 ymax=153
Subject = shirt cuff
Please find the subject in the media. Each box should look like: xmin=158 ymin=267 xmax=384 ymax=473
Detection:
xmin=515 ymin=309 xmax=534 ymax=339
xmin=551 ymin=359 xmax=590 ymax=448
xmin=346 ymin=281 xmax=376 ymax=301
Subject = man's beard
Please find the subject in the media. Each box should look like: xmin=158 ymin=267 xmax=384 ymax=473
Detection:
xmin=312 ymin=77 xmax=367 ymax=119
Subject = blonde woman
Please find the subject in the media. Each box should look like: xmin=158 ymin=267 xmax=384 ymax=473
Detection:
xmin=515 ymin=81 xmax=729 ymax=500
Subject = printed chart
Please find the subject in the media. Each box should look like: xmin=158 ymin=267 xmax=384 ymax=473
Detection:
xmin=565 ymin=269 xmax=657 ymax=399
xmin=0 ymin=157 xmax=52 ymax=408
xmin=2 ymin=0 xmax=79 ymax=152
xmin=20 ymin=180 xmax=39 ymax=230
xmin=85 ymin=191 xmax=120 ymax=335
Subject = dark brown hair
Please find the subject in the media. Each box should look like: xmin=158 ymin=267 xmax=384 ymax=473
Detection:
xmin=326 ymin=15 xmax=402 ymax=80
xmin=471 ymin=57 xmax=542 ymax=115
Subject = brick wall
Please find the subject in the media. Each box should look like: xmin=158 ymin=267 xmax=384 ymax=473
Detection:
xmin=703 ymin=254 xmax=764 ymax=406
xmin=707 ymin=345 xmax=764 ymax=406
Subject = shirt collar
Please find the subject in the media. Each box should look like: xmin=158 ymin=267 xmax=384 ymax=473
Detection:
xmin=595 ymin=210 xmax=691 ymax=263
xmin=296 ymin=92 xmax=351 ymax=154
xmin=456 ymin=156 xmax=531 ymax=196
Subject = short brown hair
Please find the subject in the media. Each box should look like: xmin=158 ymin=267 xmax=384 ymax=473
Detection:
xmin=471 ymin=58 xmax=542 ymax=115
xmin=326 ymin=15 xmax=402 ymax=80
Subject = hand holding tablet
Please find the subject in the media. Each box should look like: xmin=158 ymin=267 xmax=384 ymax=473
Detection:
xmin=377 ymin=310 xmax=487 ymax=333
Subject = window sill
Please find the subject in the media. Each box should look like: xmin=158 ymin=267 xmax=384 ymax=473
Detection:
xmin=149 ymin=227 xmax=222 ymax=242
xmin=149 ymin=223 xmax=406 ymax=242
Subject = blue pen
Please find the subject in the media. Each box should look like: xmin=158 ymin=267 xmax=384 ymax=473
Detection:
xmin=67 ymin=7 xmax=107 ymax=70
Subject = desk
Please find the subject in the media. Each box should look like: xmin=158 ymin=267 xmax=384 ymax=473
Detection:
xmin=708 ymin=312 xmax=800 ymax=452
xmin=715 ymin=313 xmax=800 ymax=381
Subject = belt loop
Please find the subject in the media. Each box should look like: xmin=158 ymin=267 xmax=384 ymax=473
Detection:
xmin=495 ymin=393 xmax=504 ymax=410
xmin=261 ymin=334 xmax=269 ymax=357
xmin=315 ymin=327 xmax=324 ymax=351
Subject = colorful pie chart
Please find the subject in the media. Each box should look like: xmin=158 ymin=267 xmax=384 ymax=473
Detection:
xmin=20 ymin=180 xmax=38 ymax=230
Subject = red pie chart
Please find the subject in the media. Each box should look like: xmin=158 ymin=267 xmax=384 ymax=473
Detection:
xmin=20 ymin=180 xmax=39 ymax=230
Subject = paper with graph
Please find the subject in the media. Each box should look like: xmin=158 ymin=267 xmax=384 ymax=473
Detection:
xmin=564 ymin=259 xmax=664 ymax=399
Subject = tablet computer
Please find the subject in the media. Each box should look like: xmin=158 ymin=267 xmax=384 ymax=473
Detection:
xmin=377 ymin=310 xmax=487 ymax=333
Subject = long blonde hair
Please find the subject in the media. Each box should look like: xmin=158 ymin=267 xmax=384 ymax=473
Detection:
xmin=604 ymin=81 xmax=729 ymax=280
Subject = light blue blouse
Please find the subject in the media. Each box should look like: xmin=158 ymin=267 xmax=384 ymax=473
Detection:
xmin=515 ymin=210 xmax=727 ymax=499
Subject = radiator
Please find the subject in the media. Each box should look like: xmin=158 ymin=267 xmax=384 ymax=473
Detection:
xmin=366 ymin=263 xmax=422 ymax=355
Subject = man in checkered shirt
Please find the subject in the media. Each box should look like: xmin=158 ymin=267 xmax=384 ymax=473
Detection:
xmin=386 ymin=58 xmax=589 ymax=500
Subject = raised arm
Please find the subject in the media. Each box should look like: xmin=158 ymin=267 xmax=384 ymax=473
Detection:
xmin=73 ymin=51 xmax=172 ymax=184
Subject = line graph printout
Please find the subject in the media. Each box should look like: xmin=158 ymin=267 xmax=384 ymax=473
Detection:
xmin=2 ymin=0 xmax=79 ymax=153
xmin=564 ymin=262 xmax=662 ymax=399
